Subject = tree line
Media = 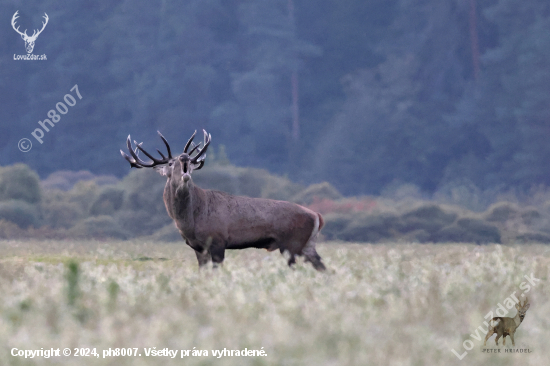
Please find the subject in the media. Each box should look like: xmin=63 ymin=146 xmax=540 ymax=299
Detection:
xmin=2 ymin=0 xmax=550 ymax=196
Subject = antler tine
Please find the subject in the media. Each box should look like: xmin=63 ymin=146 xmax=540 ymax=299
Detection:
xmin=157 ymin=131 xmax=173 ymax=159
xmin=523 ymin=296 xmax=529 ymax=307
xmin=134 ymin=139 xmax=169 ymax=165
xmin=126 ymin=136 xmax=150 ymax=166
xmin=184 ymin=130 xmax=197 ymax=153
xmin=120 ymin=137 xmax=144 ymax=168
xmin=156 ymin=149 xmax=167 ymax=160
xmin=188 ymin=142 xmax=202 ymax=156
xmin=191 ymin=129 xmax=211 ymax=163
xmin=120 ymin=150 xmax=143 ymax=169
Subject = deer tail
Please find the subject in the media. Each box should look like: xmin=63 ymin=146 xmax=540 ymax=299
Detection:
xmin=306 ymin=213 xmax=323 ymax=244
xmin=319 ymin=213 xmax=325 ymax=230
xmin=489 ymin=317 xmax=501 ymax=327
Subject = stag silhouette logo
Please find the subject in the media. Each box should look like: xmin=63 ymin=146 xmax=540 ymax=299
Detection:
xmin=11 ymin=11 xmax=48 ymax=54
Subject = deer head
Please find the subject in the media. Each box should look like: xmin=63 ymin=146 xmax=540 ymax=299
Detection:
xmin=516 ymin=297 xmax=530 ymax=322
xmin=120 ymin=129 xmax=210 ymax=186
xmin=12 ymin=11 xmax=49 ymax=54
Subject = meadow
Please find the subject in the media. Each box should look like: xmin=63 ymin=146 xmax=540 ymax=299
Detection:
xmin=0 ymin=240 xmax=548 ymax=366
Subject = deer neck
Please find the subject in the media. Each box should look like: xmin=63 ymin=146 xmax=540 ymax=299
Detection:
xmin=171 ymin=178 xmax=197 ymax=234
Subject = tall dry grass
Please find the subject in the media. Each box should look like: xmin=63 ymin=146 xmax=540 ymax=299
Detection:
xmin=0 ymin=240 xmax=548 ymax=365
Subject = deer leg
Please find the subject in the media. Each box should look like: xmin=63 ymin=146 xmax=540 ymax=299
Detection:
xmin=302 ymin=240 xmax=326 ymax=271
xmin=510 ymin=333 xmax=515 ymax=347
xmin=484 ymin=329 xmax=494 ymax=346
xmin=304 ymin=250 xmax=326 ymax=271
xmin=210 ymin=244 xmax=225 ymax=268
xmin=503 ymin=335 xmax=506 ymax=346
xmin=194 ymin=249 xmax=211 ymax=268
xmin=287 ymin=253 xmax=296 ymax=267
xmin=495 ymin=333 xmax=501 ymax=345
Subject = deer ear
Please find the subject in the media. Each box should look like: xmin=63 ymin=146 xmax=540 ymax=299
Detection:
xmin=524 ymin=304 xmax=530 ymax=310
xmin=154 ymin=164 xmax=171 ymax=177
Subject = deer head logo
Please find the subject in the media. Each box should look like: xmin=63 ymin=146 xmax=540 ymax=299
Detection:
xmin=11 ymin=11 xmax=48 ymax=54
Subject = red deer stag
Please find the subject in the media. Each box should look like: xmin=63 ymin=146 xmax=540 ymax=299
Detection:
xmin=120 ymin=130 xmax=326 ymax=271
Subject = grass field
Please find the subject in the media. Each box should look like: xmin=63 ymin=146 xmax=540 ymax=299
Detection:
xmin=0 ymin=240 xmax=548 ymax=366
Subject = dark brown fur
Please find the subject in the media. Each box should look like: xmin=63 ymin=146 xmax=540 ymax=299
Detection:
xmin=122 ymin=130 xmax=326 ymax=270
xmin=164 ymin=173 xmax=325 ymax=270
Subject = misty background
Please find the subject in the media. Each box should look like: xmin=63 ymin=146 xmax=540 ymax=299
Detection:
xmin=2 ymin=0 xmax=550 ymax=198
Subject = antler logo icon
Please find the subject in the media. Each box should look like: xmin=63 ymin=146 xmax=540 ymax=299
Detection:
xmin=11 ymin=11 xmax=48 ymax=54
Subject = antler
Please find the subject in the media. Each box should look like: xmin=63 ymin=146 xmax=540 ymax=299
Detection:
xmin=11 ymin=11 xmax=27 ymax=37
xmin=29 ymin=13 xmax=48 ymax=40
xmin=183 ymin=130 xmax=197 ymax=153
xmin=120 ymin=131 xmax=172 ymax=168
xmin=522 ymin=296 xmax=529 ymax=307
xmin=190 ymin=130 xmax=211 ymax=164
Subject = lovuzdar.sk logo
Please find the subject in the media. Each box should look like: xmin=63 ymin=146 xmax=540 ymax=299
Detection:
xmin=11 ymin=10 xmax=48 ymax=61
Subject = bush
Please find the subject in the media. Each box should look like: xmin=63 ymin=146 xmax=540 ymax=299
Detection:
xmin=457 ymin=218 xmax=501 ymax=241
xmin=41 ymin=170 xmax=96 ymax=191
xmin=114 ymin=209 xmax=171 ymax=237
xmin=515 ymin=232 xmax=550 ymax=243
xmin=237 ymin=168 xmax=269 ymax=197
xmin=66 ymin=181 xmax=100 ymax=213
xmin=432 ymin=217 xmax=501 ymax=244
xmin=520 ymin=207 xmax=542 ymax=225
xmin=340 ymin=213 xmax=401 ymax=243
xmin=291 ymin=182 xmax=342 ymax=205
xmin=260 ymin=175 xmax=304 ymax=201
xmin=89 ymin=187 xmax=124 ymax=216
xmin=321 ymin=213 xmax=354 ymax=240
xmin=150 ymin=224 xmax=182 ymax=242
xmin=0 ymin=219 xmax=27 ymax=239
xmin=306 ymin=197 xmax=377 ymax=215
xmin=193 ymin=167 xmax=240 ymax=194
xmin=433 ymin=179 xmax=485 ymax=211
xmin=0 ymin=164 xmax=41 ymax=204
xmin=69 ymin=216 xmax=129 ymax=239
xmin=193 ymin=166 xmax=303 ymax=201
xmin=42 ymin=201 xmax=83 ymax=229
xmin=402 ymin=229 xmax=431 ymax=243
xmin=0 ymin=200 xmax=40 ymax=228
xmin=400 ymin=204 xmax=457 ymax=234
xmin=41 ymin=170 xmax=119 ymax=191
xmin=120 ymin=169 xmax=166 ymax=216
xmin=484 ymin=202 xmax=519 ymax=223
